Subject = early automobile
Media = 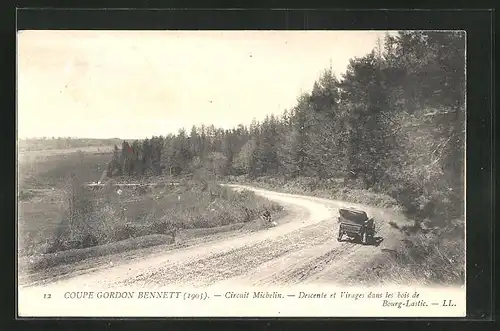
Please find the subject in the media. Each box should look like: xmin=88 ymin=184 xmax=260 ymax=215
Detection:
xmin=337 ymin=208 xmax=375 ymax=244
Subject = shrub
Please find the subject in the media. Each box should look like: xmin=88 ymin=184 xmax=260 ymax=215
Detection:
xmin=378 ymin=218 xmax=465 ymax=285
xmin=112 ymin=223 xmax=137 ymax=241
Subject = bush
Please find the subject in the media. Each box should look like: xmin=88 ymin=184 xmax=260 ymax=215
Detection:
xmin=113 ymin=223 xmax=137 ymax=241
xmin=374 ymin=218 xmax=465 ymax=285
xmin=149 ymin=220 xmax=177 ymax=236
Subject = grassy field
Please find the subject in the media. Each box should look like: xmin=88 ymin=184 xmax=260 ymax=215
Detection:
xmin=17 ymin=148 xmax=283 ymax=275
xmin=18 ymin=147 xmax=114 ymax=256
xmin=18 ymin=147 xmax=113 ymax=190
xmin=18 ymin=138 xmax=122 ymax=152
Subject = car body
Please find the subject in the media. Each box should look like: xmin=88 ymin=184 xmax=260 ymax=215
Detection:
xmin=337 ymin=208 xmax=375 ymax=244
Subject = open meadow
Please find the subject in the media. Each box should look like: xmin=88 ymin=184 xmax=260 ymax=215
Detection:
xmin=18 ymin=145 xmax=114 ymax=256
xmin=17 ymin=145 xmax=283 ymax=278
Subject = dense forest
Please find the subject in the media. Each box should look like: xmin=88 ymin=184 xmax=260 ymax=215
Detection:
xmin=106 ymin=31 xmax=465 ymax=228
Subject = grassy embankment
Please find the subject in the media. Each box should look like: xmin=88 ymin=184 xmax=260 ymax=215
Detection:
xmin=225 ymin=175 xmax=464 ymax=286
xmin=18 ymin=150 xmax=283 ymax=276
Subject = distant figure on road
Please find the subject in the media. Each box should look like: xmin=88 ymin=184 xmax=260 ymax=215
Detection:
xmin=262 ymin=209 xmax=272 ymax=223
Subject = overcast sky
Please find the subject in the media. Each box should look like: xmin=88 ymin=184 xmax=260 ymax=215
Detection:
xmin=17 ymin=30 xmax=394 ymax=139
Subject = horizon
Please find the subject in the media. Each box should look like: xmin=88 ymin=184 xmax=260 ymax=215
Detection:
xmin=17 ymin=30 xmax=396 ymax=140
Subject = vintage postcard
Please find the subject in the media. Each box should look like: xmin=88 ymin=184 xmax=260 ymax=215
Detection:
xmin=17 ymin=30 xmax=466 ymax=317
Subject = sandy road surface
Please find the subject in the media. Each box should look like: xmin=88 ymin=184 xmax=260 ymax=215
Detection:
xmin=19 ymin=185 xmax=409 ymax=292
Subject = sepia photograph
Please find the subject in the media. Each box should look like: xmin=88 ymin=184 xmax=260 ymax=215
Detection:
xmin=17 ymin=29 xmax=466 ymax=317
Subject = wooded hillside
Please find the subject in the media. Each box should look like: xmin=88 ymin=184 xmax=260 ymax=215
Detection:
xmin=107 ymin=31 xmax=465 ymax=228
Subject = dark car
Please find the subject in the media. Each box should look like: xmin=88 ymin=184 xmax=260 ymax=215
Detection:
xmin=337 ymin=208 xmax=375 ymax=245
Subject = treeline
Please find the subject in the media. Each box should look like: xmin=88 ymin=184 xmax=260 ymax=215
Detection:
xmin=107 ymin=137 xmax=166 ymax=177
xmin=108 ymin=31 xmax=465 ymax=227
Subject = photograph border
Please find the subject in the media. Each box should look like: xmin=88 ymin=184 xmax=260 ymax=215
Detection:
xmin=7 ymin=6 xmax=495 ymax=328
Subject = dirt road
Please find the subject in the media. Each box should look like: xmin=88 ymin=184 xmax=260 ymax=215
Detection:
xmin=19 ymin=185 xmax=410 ymax=292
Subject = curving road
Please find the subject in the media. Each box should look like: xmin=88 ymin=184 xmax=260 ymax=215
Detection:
xmin=19 ymin=185 xmax=409 ymax=292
